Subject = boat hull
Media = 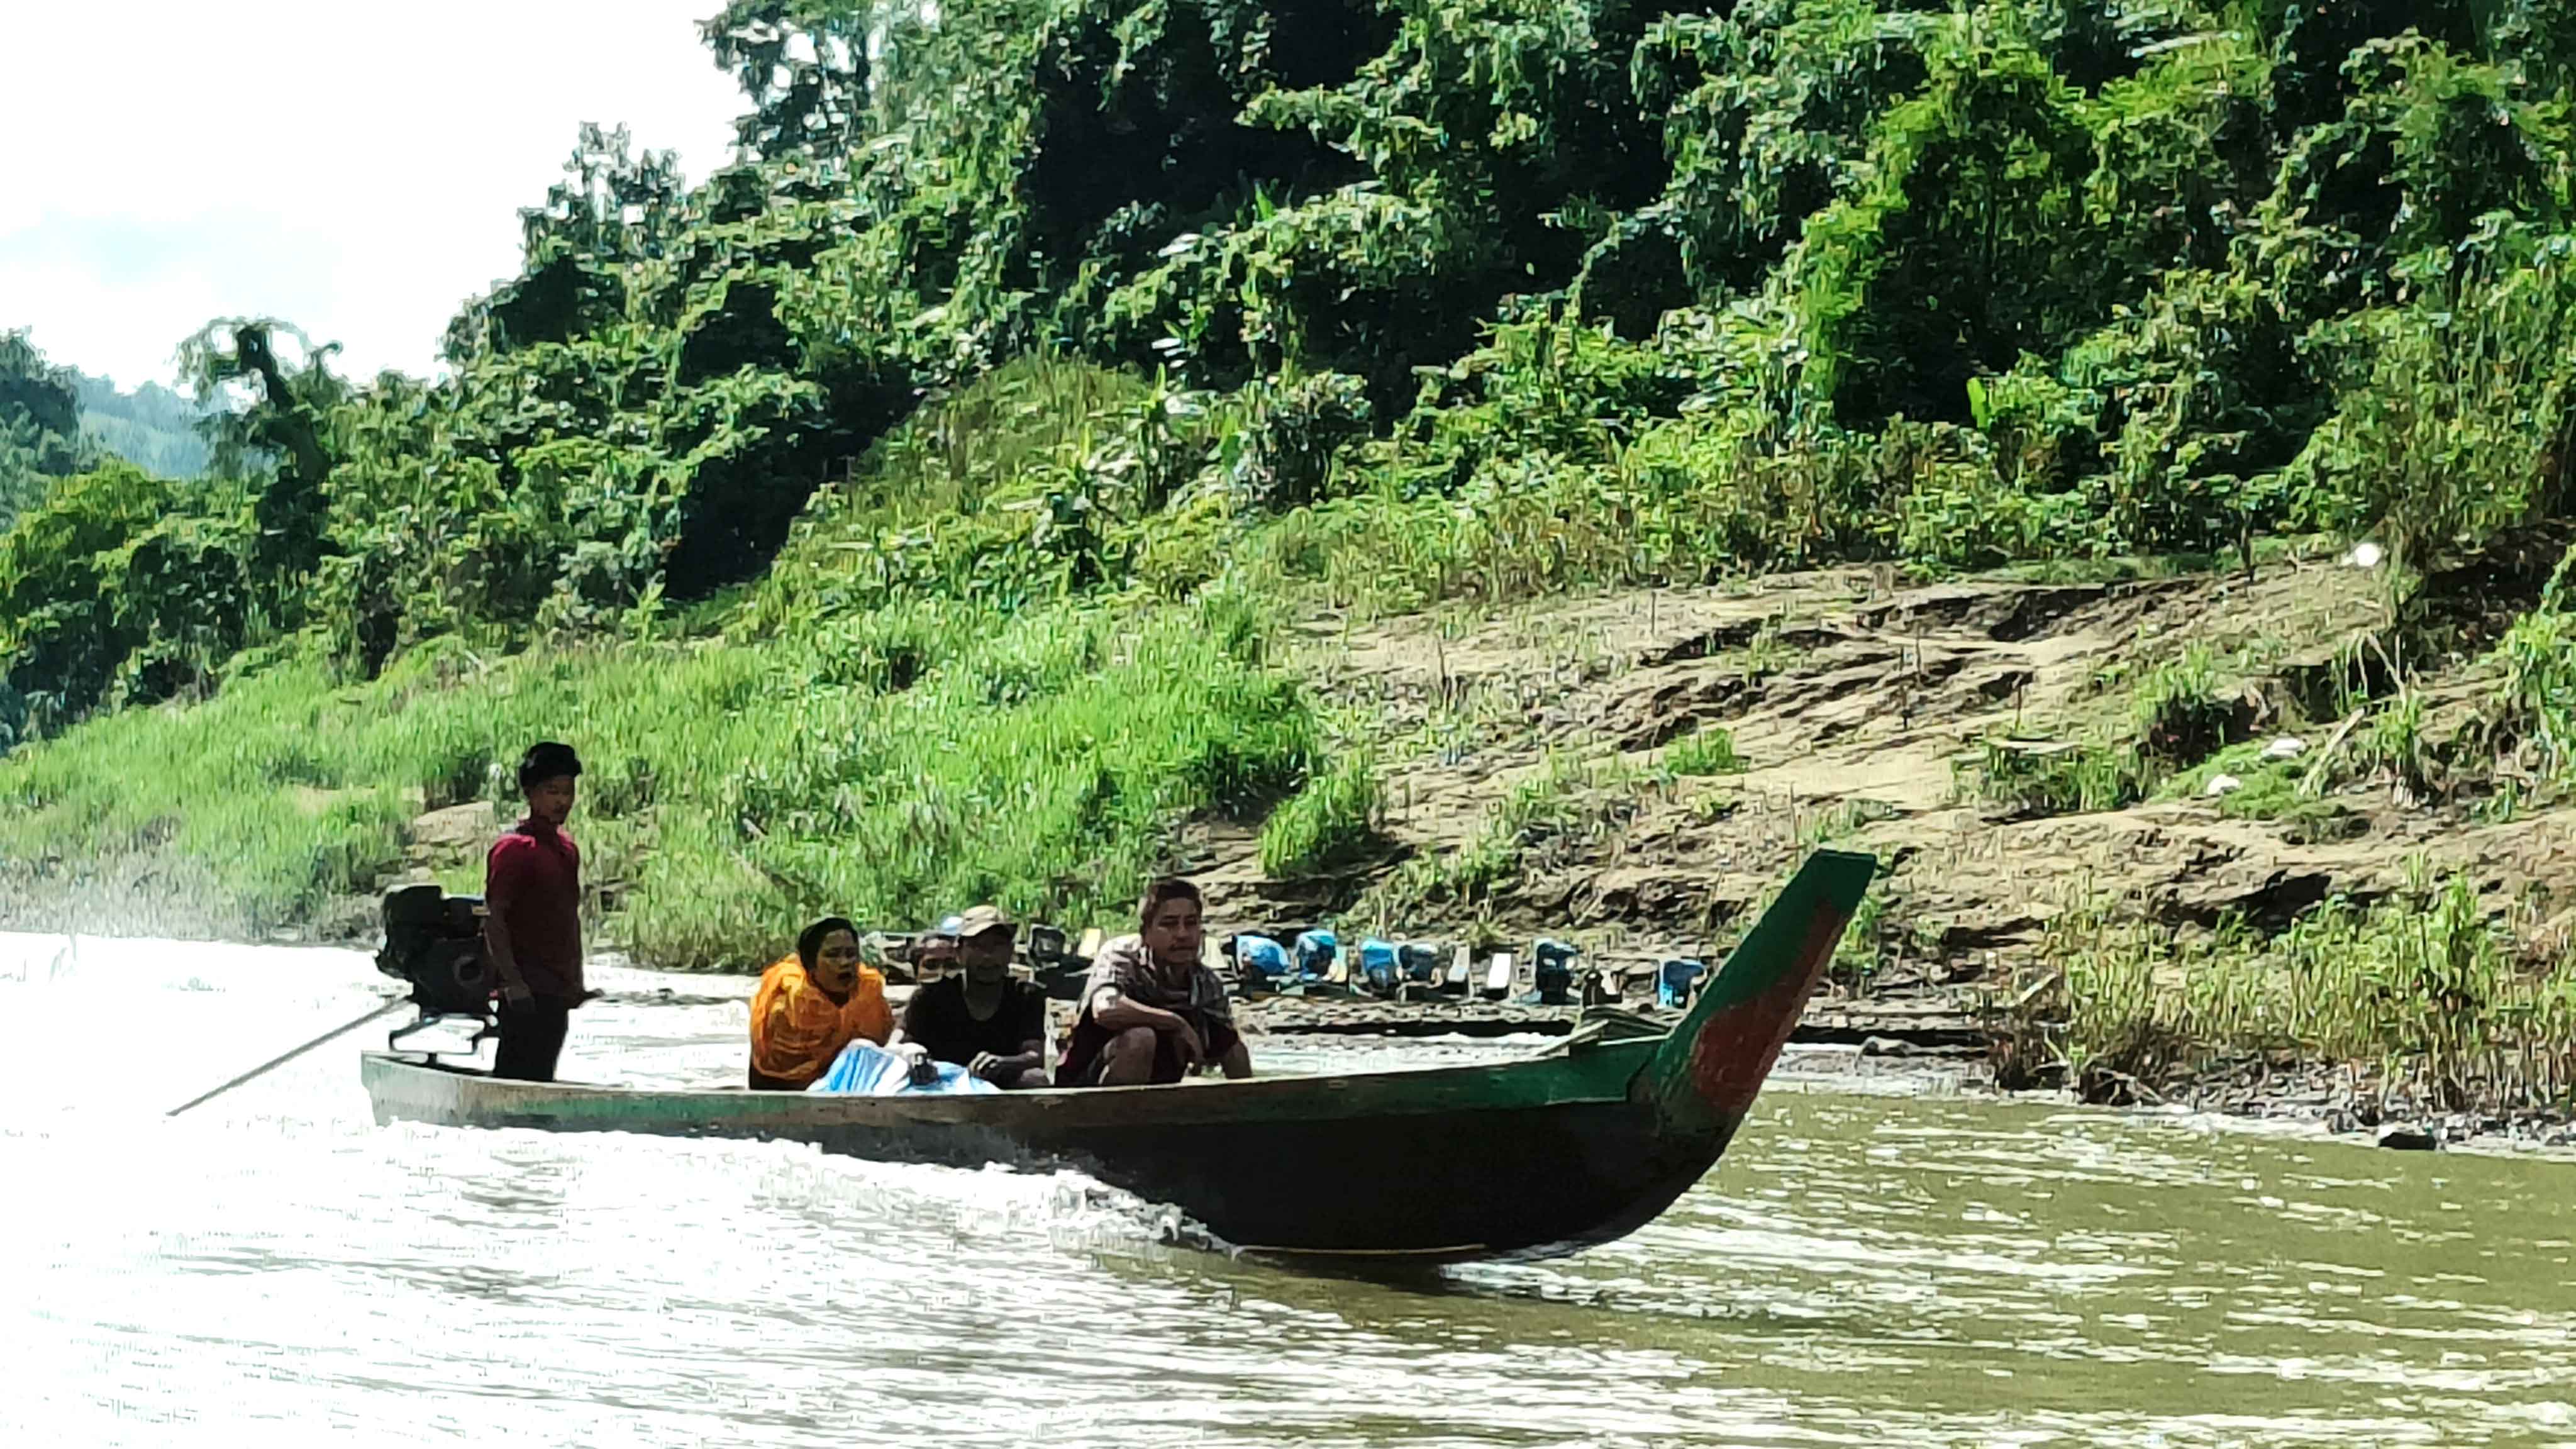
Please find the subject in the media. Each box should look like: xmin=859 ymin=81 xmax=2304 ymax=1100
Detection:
xmin=360 ymin=1041 xmax=1714 ymax=1261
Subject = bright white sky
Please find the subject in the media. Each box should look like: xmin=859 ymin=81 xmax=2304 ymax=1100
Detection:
xmin=0 ymin=1 xmax=746 ymax=391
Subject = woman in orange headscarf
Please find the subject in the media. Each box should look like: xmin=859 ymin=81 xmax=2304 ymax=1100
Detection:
xmin=749 ymin=916 xmax=895 ymax=1090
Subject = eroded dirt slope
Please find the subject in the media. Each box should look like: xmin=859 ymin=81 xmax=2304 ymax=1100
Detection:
xmin=1190 ymin=553 xmax=2576 ymax=1002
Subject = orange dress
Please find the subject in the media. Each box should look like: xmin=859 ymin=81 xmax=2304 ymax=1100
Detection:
xmin=748 ymin=954 xmax=894 ymax=1089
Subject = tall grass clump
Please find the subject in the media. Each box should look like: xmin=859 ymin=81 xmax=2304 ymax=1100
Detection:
xmin=2486 ymin=545 xmax=2576 ymax=792
xmin=1663 ymin=724 xmax=1744 ymax=777
xmin=1257 ymin=750 xmax=1382 ymax=876
xmin=2130 ymin=645 xmax=2238 ymax=765
xmin=1961 ymin=738 xmax=2146 ymax=816
xmin=2298 ymin=241 xmax=2576 ymax=582
xmin=2018 ymin=871 xmax=2576 ymax=1113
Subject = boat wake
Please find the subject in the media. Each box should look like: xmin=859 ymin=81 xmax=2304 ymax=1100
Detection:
xmin=713 ymin=1135 xmax=1233 ymax=1261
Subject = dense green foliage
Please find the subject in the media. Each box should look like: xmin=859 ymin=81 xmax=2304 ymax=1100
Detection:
xmin=9 ymin=0 xmax=2576 ymax=731
xmin=0 ymin=461 xmax=252 ymax=741
xmin=0 ymin=331 xmax=93 ymax=539
xmin=1 ymin=342 xmax=211 ymax=538
xmin=9 ymin=0 xmax=2576 ymax=980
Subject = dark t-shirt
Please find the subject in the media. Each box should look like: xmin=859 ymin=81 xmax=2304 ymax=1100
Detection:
xmin=486 ymin=818 xmax=582 ymax=1002
xmin=900 ymin=976 xmax=1046 ymax=1068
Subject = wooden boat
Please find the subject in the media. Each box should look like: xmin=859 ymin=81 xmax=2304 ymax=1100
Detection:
xmin=360 ymin=849 xmax=1874 ymax=1263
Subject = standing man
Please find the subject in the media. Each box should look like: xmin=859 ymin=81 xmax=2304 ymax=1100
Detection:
xmin=1058 ymin=877 xmax=1253 ymax=1086
xmin=484 ymin=741 xmax=584 ymax=1082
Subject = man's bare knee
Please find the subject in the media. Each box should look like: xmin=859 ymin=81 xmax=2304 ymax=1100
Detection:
xmin=1099 ymin=1026 xmax=1160 ymax=1084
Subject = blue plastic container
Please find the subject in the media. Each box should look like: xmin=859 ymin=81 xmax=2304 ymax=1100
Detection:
xmin=1358 ymin=938 xmax=1401 ymax=991
xmin=1292 ymin=929 xmax=1338 ymax=980
xmin=808 ymin=1042 xmax=997 ymax=1096
xmin=1236 ymin=934 xmax=1292 ymax=979
xmin=1657 ymin=957 xmax=1707 ymax=1008
xmin=1397 ymin=941 xmax=1440 ymax=982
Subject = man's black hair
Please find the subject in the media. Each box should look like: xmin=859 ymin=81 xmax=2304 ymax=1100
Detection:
xmin=1138 ymin=875 xmax=1202 ymax=930
xmin=517 ymin=741 xmax=583 ymax=794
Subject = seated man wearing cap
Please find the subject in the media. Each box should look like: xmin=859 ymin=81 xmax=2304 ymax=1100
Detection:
xmin=889 ymin=904 xmax=1051 ymax=1090
xmin=1058 ymin=876 xmax=1253 ymax=1087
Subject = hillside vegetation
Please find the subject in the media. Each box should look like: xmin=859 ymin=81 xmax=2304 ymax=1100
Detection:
xmin=4 ymin=1 xmax=2575 ymax=1111
xmin=73 ymin=372 xmax=211 ymax=480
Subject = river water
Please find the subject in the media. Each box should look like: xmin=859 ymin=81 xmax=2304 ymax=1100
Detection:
xmin=6 ymin=931 xmax=2573 ymax=1448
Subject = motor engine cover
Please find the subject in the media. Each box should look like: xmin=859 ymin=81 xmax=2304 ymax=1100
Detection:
xmin=377 ymin=884 xmax=494 ymax=1018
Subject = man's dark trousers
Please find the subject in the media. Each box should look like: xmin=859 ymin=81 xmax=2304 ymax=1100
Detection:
xmin=492 ymin=1000 xmax=570 ymax=1082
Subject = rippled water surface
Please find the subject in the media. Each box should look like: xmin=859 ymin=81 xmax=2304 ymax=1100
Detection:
xmin=7 ymin=932 xmax=2575 ymax=1447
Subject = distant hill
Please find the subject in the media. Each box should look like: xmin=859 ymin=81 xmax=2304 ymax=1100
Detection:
xmin=72 ymin=372 xmax=210 ymax=479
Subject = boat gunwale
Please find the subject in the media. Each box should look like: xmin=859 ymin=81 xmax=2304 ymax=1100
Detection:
xmin=360 ymin=1035 xmax=1662 ymax=1133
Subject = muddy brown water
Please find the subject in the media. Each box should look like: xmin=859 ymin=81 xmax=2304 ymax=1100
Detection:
xmin=7 ymin=933 xmax=2573 ymax=1447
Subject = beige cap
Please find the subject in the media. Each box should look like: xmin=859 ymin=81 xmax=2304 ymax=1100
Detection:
xmin=954 ymin=904 xmax=1014 ymax=940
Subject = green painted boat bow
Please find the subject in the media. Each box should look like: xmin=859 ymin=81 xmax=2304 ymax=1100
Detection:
xmin=1634 ymin=848 xmax=1877 ymax=1138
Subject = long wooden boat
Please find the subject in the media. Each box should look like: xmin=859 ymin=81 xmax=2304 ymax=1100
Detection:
xmin=361 ymin=849 xmax=1874 ymax=1263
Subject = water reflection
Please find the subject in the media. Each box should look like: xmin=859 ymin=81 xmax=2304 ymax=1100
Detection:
xmin=3 ymin=930 xmax=2574 ymax=1446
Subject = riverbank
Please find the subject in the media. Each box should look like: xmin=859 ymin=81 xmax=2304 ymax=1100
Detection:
xmin=1189 ymin=536 xmax=2575 ymax=1135
xmin=5 ymin=887 xmax=2567 ymax=1156
xmin=7 ymin=530 xmax=2574 ymax=1135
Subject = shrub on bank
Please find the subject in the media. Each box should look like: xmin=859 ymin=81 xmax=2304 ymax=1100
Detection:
xmin=1258 ymin=750 xmax=1382 ymax=878
xmin=2026 ymin=872 xmax=2576 ymax=1115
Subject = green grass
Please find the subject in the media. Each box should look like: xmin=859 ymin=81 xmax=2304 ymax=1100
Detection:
xmin=2022 ymin=870 xmax=2576 ymax=1114
xmin=0 ymin=585 xmax=1314 ymax=968
xmin=1662 ymin=725 xmax=1744 ymax=777
xmin=1960 ymin=738 xmax=2146 ymax=816
xmin=1830 ymin=877 xmax=1892 ymax=989
xmin=2160 ymin=741 xmax=2358 ymax=841
xmin=1257 ymin=749 xmax=1382 ymax=876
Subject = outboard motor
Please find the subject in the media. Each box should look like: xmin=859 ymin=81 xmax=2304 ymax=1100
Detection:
xmin=1657 ymin=957 xmax=1708 ymax=1009
xmin=376 ymin=884 xmax=496 ymax=1052
xmin=1026 ymin=923 xmax=1070 ymax=969
xmin=1024 ymin=923 xmax=1089 ymax=999
xmin=1358 ymin=938 xmax=1401 ymax=993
